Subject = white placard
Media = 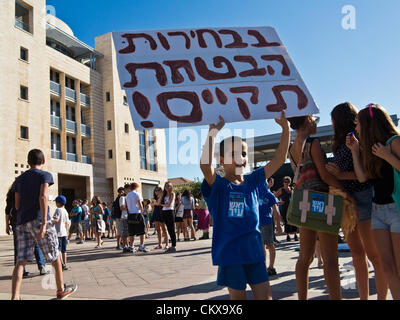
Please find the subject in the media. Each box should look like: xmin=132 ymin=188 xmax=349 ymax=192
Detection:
xmin=112 ymin=27 xmax=319 ymax=129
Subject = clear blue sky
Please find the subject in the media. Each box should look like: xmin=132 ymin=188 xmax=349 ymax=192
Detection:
xmin=47 ymin=0 xmax=400 ymax=180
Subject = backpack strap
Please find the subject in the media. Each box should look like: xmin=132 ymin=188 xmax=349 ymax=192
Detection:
xmin=386 ymin=135 xmax=400 ymax=148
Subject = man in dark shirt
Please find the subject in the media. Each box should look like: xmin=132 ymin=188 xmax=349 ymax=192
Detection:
xmin=11 ymin=149 xmax=77 ymax=300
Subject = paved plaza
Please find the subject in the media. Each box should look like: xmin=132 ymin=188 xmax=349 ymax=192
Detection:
xmin=0 ymin=229 xmax=391 ymax=300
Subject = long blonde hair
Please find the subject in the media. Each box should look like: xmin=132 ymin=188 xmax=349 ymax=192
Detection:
xmin=358 ymin=104 xmax=400 ymax=179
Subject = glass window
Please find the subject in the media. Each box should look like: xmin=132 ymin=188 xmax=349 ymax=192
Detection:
xmin=106 ymin=92 xmax=110 ymax=102
xmin=107 ymin=120 xmax=112 ymax=131
xmin=139 ymin=130 xmax=147 ymax=170
xmin=20 ymin=47 xmax=28 ymax=61
xmin=20 ymin=126 xmax=29 ymax=139
xmin=108 ymin=149 xmax=113 ymax=159
xmin=124 ymin=123 xmax=129 ymax=133
xmin=20 ymin=85 xmax=28 ymax=100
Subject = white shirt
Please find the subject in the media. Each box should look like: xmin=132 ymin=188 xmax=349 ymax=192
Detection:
xmin=162 ymin=195 xmax=175 ymax=211
xmin=53 ymin=208 xmax=70 ymax=237
xmin=119 ymin=196 xmax=128 ymax=219
xmin=126 ymin=191 xmax=143 ymax=214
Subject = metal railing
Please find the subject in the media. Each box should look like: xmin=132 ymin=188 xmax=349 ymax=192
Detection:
xmin=80 ymin=93 xmax=90 ymax=107
xmin=81 ymin=124 xmax=91 ymax=137
xmin=82 ymin=155 xmax=92 ymax=164
xmin=65 ymin=87 xmax=76 ymax=102
xmin=50 ymin=81 xmax=61 ymax=96
xmin=15 ymin=17 xmax=30 ymax=32
xmin=66 ymin=153 xmax=78 ymax=162
xmin=50 ymin=115 xmax=62 ymax=129
xmin=66 ymin=119 xmax=77 ymax=133
xmin=51 ymin=150 xmax=62 ymax=160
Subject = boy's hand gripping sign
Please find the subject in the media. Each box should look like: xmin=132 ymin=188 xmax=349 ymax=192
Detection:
xmin=112 ymin=27 xmax=319 ymax=129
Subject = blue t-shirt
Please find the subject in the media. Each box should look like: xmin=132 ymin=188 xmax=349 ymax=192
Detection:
xmin=71 ymin=206 xmax=83 ymax=223
xmin=201 ymin=167 xmax=266 ymax=266
xmin=103 ymin=208 xmax=111 ymax=222
xmin=258 ymin=182 xmax=278 ymax=226
xmin=14 ymin=169 xmax=54 ymax=225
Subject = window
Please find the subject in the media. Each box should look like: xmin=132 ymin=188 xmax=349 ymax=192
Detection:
xmin=20 ymin=126 xmax=29 ymax=139
xmin=15 ymin=1 xmax=32 ymax=33
xmin=67 ymin=136 xmax=76 ymax=154
xmin=50 ymin=70 xmax=60 ymax=83
xmin=139 ymin=130 xmax=147 ymax=170
xmin=106 ymin=92 xmax=110 ymax=102
xmin=20 ymin=47 xmax=28 ymax=61
xmin=123 ymin=96 xmax=128 ymax=105
xmin=124 ymin=123 xmax=129 ymax=133
xmin=148 ymin=130 xmax=157 ymax=171
xmin=65 ymin=77 xmax=75 ymax=90
xmin=108 ymin=150 xmax=113 ymax=159
xmin=20 ymin=85 xmax=28 ymax=100
xmin=107 ymin=120 xmax=112 ymax=131
xmin=126 ymin=152 xmax=130 ymax=161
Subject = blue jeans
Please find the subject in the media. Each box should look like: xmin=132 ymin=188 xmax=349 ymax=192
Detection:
xmin=13 ymin=229 xmax=46 ymax=270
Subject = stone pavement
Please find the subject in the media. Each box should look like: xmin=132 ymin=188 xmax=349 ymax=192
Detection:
xmin=0 ymin=229 xmax=392 ymax=300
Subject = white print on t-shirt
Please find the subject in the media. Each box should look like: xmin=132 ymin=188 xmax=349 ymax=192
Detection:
xmin=228 ymin=192 xmax=245 ymax=218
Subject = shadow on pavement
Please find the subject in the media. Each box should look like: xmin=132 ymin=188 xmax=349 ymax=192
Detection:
xmin=122 ymin=281 xmax=224 ymax=300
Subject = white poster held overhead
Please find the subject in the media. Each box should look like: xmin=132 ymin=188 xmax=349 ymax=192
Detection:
xmin=112 ymin=27 xmax=319 ymax=129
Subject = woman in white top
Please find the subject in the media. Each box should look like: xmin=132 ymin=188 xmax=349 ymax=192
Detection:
xmin=161 ymin=182 xmax=177 ymax=253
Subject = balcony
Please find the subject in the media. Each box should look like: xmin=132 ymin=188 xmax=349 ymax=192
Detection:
xmin=81 ymin=124 xmax=91 ymax=138
xmin=15 ymin=17 xmax=30 ymax=32
xmin=50 ymin=81 xmax=61 ymax=96
xmin=66 ymin=153 xmax=78 ymax=162
xmin=50 ymin=115 xmax=62 ymax=130
xmin=80 ymin=93 xmax=90 ymax=108
xmin=51 ymin=150 xmax=62 ymax=160
xmin=82 ymin=155 xmax=92 ymax=164
xmin=65 ymin=87 xmax=76 ymax=102
xmin=66 ymin=119 xmax=77 ymax=133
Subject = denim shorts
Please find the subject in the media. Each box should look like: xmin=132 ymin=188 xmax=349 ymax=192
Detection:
xmin=58 ymin=236 xmax=68 ymax=253
xmin=217 ymin=262 xmax=269 ymax=290
xmin=371 ymin=202 xmax=400 ymax=233
xmin=353 ymin=187 xmax=373 ymax=222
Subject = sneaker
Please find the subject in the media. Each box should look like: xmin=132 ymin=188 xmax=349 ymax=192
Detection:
xmin=165 ymin=247 xmax=177 ymax=253
xmin=267 ymin=267 xmax=277 ymax=276
xmin=122 ymin=247 xmax=130 ymax=253
xmin=62 ymin=265 xmax=70 ymax=271
xmin=184 ymin=238 xmax=190 ymax=242
xmin=286 ymin=235 xmax=291 ymax=242
xmin=138 ymin=246 xmax=149 ymax=253
xmin=56 ymin=284 xmax=78 ymax=300
xmin=192 ymin=237 xmax=197 ymax=241
xmin=22 ymin=271 xmax=30 ymax=279
xmin=116 ymin=245 xmax=122 ymax=250
xmin=39 ymin=266 xmax=50 ymax=276
xmin=129 ymin=247 xmax=137 ymax=253
xmin=77 ymin=240 xmax=84 ymax=244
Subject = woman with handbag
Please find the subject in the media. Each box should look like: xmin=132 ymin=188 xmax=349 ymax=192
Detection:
xmin=91 ymin=196 xmax=104 ymax=248
xmin=288 ymin=115 xmax=353 ymax=300
xmin=326 ymin=102 xmax=388 ymax=300
xmin=346 ymin=103 xmax=400 ymax=300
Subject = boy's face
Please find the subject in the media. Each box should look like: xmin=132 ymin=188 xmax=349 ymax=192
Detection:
xmin=72 ymin=200 xmax=78 ymax=207
xmin=56 ymin=202 xmax=63 ymax=208
xmin=220 ymin=140 xmax=248 ymax=176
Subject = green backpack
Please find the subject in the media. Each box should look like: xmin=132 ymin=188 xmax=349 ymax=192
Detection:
xmin=386 ymin=135 xmax=400 ymax=213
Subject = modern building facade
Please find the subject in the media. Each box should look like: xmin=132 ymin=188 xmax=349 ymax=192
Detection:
xmin=0 ymin=0 xmax=167 ymax=235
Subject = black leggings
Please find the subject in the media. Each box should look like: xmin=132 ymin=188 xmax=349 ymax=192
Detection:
xmin=161 ymin=210 xmax=176 ymax=247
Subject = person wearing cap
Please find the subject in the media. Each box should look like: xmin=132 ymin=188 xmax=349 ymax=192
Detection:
xmin=52 ymin=196 xmax=71 ymax=270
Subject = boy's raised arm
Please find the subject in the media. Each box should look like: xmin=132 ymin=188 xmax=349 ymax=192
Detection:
xmin=264 ymin=112 xmax=290 ymax=179
xmin=200 ymin=116 xmax=225 ymax=188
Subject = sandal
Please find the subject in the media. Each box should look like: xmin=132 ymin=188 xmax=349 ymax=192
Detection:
xmin=154 ymin=245 xmax=162 ymax=250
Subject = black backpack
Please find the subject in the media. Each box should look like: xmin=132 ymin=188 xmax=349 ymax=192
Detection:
xmin=112 ymin=196 xmax=122 ymax=219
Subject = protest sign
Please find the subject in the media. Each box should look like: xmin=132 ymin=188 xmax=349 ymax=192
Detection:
xmin=112 ymin=27 xmax=319 ymax=129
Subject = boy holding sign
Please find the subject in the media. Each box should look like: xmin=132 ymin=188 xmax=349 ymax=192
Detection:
xmin=200 ymin=112 xmax=290 ymax=300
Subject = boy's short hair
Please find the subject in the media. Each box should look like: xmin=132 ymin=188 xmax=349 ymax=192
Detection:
xmin=124 ymin=184 xmax=131 ymax=190
xmin=219 ymin=136 xmax=244 ymax=158
xmin=131 ymin=182 xmax=139 ymax=190
xmin=267 ymin=177 xmax=274 ymax=183
xmin=27 ymin=149 xmax=45 ymax=166
xmin=117 ymin=187 xmax=124 ymax=193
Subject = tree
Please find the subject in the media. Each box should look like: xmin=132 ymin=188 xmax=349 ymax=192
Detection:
xmin=175 ymin=181 xmax=202 ymax=200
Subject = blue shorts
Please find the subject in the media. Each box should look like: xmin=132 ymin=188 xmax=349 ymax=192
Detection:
xmin=353 ymin=187 xmax=373 ymax=222
xmin=58 ymin=236 xmax=68 ymax=253
xmin=217 ymin=262 xmax=269 ymax=290
xmin=371 ymin=202 xmax=400 ymax=233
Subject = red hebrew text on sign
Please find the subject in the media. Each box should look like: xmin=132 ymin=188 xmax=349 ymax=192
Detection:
xmin=119 ymin=33 xmax=157 ymax=54
xmin=194 ymin=56 xmax=237 ymax=80
xmin=266 ymin=85 xmax=308 ymax=112
xmin=163 ymin=60 xmax=196 ymax=84
xmin=215 ymin=87 xmax=228 ymax=105
xmin=156 ymin=91 xmax=203 ymax=123
xmin=218 ymin=29 xmax=248 ymax=48
xmin=113 ymin=27 xmax=319 ymax=129
xmin=124 ymin=62 xmax=168 ymax=88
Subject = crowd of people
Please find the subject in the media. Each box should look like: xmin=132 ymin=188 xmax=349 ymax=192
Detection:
xmin=4 ymin=102 xmax=400 ymax=301
xmin=200 ymin=103 xmax=400 ymax=301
